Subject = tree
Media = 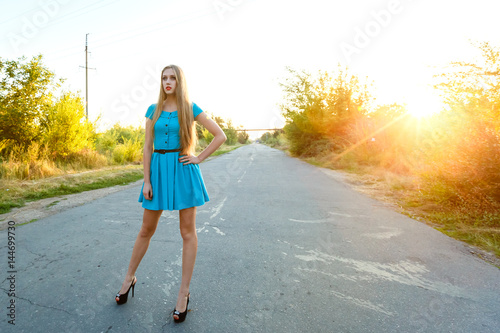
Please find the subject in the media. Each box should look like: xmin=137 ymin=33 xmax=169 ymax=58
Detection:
xmin=279 ymin=65 xmax=374 ymax=156
xmin=237 ymin=130 xmax=249 ymax=144
xmin=195 ymin=121 xmax=204 ymax=140
xmin=223 ymin=119 xmax=237 ymax=145
xmin=369 ymin=103 xmax=407 ymax=121
xmin=0 ymin=55 xmax=60 ymax=152
xmin=434 ymin=41 xmax=500 ymax=126
xmin=40 ymin=92 xmax=96 ymax=158
xmin=426 ymin=41 xmax=500 ymax=211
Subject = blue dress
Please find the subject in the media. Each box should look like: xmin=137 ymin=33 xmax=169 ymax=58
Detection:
xmin=138 ymin=103 xmax=210 ymax=211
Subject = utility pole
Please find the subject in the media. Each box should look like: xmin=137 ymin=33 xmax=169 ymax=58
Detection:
xmin=80 ymin=33 xmax=95 ymax=119
xmin=85 ymin=33 xmax=88 ymax=119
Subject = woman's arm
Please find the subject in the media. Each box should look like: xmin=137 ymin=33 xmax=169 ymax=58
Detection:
xmin=179 ymin=112 xmax=226 ymax=165
xmin=142 ymin=119 xmax=154 ymax=199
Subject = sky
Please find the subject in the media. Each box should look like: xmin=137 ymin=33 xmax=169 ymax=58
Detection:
xmin=1 ymin=0 xmax=499 ymax=138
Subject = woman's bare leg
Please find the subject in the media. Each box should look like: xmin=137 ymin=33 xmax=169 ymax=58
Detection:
xmin=117 ymin=208 xmax=163 ymax=295
xmin=174 ymin=206 xmax=197 ymax=315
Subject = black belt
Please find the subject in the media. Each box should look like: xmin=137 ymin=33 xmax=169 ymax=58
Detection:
xmin=154 ymin=149 xmax=182 ymax=154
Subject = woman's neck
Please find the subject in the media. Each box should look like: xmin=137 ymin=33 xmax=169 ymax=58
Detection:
xmin=162 ymin=96 xmax=177 ymax=109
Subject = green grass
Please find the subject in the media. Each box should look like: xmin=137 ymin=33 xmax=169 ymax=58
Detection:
xmin=46 ymin=200 xmax=60 ymax=208
xmin=24 ymin=171 xmax=143 ymax=201
xmin=425 ymin=210 xmax=500 ymax=256
xmin=438 ymin=227 xmax=500 ymax=258
xmin=0 ymin=200 xmax=23 ymax=213
xmin=303 ymin=157 xmax=322 ymax=167
xmin=18 ymin=218 xmax=39 ymax=227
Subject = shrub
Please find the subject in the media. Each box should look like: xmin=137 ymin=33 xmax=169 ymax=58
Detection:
xmin=237 ymin=131 xmax=249 ymax=144
xmin=112 ymin=137 xmax=143 ymax=164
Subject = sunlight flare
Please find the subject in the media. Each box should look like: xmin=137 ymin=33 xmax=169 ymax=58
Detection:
xmin=406 ymin=91 xmax=443 ymax=118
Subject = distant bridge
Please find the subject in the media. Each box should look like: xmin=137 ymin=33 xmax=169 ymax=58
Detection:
xmin=234 ymin=128 xmax=283 ymax=132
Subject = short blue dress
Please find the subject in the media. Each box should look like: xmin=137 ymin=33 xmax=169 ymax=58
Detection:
xmin=138 ymin=103 xmax=209 ymax=211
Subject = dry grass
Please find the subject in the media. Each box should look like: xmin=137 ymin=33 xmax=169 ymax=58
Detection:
xmin=0 ymin=165 xmax=143 ymax=214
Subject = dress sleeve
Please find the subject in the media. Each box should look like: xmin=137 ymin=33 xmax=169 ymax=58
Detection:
xmin=192 ymin=102 xmax=203 ymax=118
xmin=145 ymin=104 xmax=156 ymax=119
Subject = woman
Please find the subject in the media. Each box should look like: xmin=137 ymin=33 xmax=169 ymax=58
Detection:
xmin=115 ymin=65 xmax=226 ymax=323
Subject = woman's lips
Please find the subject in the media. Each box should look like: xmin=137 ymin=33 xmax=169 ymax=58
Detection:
xmin=166 ymin=86 xmax=171 ymax=90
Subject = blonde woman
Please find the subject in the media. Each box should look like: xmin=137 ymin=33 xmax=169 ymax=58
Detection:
xmin=115 ymin=65 xmax=226 ymax=323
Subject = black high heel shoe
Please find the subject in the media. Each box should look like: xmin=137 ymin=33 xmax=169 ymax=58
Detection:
xmin=172 ymin=293 xmax=190 ymax=323
xmin=115 ymin=276 xmax=137 ymax=305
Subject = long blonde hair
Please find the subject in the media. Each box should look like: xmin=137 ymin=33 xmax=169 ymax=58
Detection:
xmin=149 ymin=65 xmax=196 ymax=155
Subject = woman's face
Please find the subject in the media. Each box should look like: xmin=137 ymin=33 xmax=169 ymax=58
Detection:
xmin=162 ymin=68 xmax=177 ymax=95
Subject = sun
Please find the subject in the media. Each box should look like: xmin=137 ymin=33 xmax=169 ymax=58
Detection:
xmin=407 ymin=103 xmax=438 ymax=118
xmin=406 ymin=91 xmax=443 ymax=118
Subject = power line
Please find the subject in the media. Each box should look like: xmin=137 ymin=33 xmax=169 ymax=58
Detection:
xmin=39 ymin=0 xmax=121 ymax=31
xmin=0 ymin=4 xmax=44 ymax=26
xmin=42 ymin=6 xmax=216 ymax=63
xmin=89 ymin=7 xmax=216 ymax=51
xmin=0 ymin=0 xmax=115 ymax=44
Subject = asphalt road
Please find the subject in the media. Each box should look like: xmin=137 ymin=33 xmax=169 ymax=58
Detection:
xmin=1 ymin=143 xmax=499 ymax=333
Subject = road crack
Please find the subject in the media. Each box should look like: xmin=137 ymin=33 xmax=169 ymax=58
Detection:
xmin=1 ymin=289 xmax=73 ymax=315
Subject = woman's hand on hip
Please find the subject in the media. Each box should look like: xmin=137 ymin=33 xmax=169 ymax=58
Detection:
xmin=179 ymin=154 xmax=201 ymax=165
xmin=143 ymin=182 xmax=153 ymax=200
